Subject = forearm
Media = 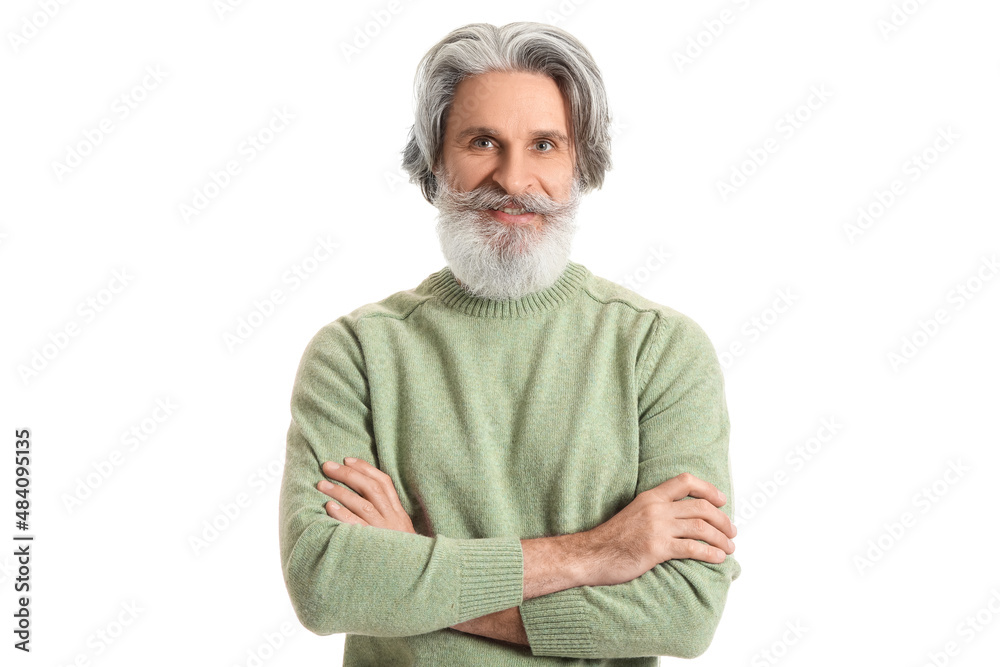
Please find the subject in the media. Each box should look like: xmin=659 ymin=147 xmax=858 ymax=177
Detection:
xmin=451 ymin=531 xmax=590 ymax=645
xmin=519 ymin=555 xmax=740 ymax=659
xmin=450 ymin=606 xmax=528 ymax=645
xmin=521 ymin=531 xmax=591 ymax=599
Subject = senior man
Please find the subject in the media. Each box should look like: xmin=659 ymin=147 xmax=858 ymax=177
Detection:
xmin=279 ymin=21 xmax=740 ymax=665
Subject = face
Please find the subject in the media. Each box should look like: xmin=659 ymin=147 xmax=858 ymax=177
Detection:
xmin=432 ymin=70 xmax=584 ymax=300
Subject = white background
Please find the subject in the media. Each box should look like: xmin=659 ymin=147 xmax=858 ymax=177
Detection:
xmin=2 ymin=1 xmax=999 ymax=665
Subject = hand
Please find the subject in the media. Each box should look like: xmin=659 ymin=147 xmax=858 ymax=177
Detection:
xmin=317 ymin=457 xmax=417 ymax=534
xmin=578 ymin=472 xmax=737 ymax=587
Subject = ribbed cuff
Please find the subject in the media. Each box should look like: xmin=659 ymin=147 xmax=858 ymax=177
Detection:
xmin=519 ymin=588 xmax=597 ymax=657
xmin=448 ymin=536 xmax=524 ymax=619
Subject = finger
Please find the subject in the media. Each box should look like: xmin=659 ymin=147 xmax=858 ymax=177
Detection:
xmin=678 ymin=537 xmax=728 ymax=563
xmin=672 ymin=497 xmax=737 ymax=539
xmin=673 ymin=518 xmax=735 ymax=555
xmin=654 ymin=472 xmax=727 ymax=507
xmin=316 ymin=478 xmax=338 ymax=499
xmin=323 ymin=497 xmax=368 ymax=526
xmin=342 ymin=458 xmax=405 ymax=511
xmin=340 ymin=457 xmax=383 ymax=479
xmin=317 ymin=478 xmax=383 ymax=526
xmin=322 ymin=461 xmax=393 ymax=518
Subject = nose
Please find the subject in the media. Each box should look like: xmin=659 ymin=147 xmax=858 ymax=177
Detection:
xmin=491 ymin=148 xmax=537 ymax=199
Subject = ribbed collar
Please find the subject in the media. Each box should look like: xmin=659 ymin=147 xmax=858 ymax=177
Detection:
xmin=424 ymin=260 xmax=590 ymax=318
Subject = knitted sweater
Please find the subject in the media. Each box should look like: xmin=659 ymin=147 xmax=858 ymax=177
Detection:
xmin=278 ymin=260 xmax=740 ymax=665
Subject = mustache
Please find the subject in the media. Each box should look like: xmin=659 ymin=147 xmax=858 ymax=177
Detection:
xmin=442 ymin=184 xmax=565 ymax=216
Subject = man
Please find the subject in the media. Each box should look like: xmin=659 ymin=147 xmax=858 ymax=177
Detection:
xmin=279 ymin=21 xmax=739 ymax=665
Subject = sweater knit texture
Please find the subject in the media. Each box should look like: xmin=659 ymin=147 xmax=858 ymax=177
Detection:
xmin=278 ymin=259 xmax=741 ymax=665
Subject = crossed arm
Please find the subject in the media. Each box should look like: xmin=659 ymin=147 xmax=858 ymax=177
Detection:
xmin=312 ymin=455 xmax=737 ymax=651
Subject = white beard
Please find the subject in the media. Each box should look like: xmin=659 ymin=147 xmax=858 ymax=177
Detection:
xmin=433 ymin=176 xmax=583 ymax=300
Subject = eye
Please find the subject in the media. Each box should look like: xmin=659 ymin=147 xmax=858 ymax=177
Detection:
xmin=472 ymin=138 xmax=494 ymax=149
xmin=535 ymin=140 xmax=553 ymax=152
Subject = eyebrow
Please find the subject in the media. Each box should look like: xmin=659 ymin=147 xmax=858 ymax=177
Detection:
xmin=455 ymin=126 xmax=570 ymax=145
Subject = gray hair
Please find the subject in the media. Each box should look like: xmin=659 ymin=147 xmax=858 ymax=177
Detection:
xmin=401 ymin=22 xmax=613 ymax=205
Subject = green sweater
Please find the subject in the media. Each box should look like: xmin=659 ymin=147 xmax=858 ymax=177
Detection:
xmin=278 ymin=260 xmax=740 ymax=665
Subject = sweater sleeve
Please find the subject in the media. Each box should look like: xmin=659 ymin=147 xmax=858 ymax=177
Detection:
xmin=518 ymin=312 xmax=741 ymax=659
xmin=278 ymin=317 xmax=524 ymax=637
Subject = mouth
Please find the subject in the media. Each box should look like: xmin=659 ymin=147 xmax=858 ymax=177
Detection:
xmin=485 ymin=207 xmax=537 ymax=225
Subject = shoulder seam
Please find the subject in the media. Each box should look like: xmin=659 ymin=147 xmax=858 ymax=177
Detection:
xmin=635 ymin=312 xmax=666 ymax=395
xmin=354 ymin=294 xmax=433 ymax=322
xmin=579 ymin=285 xmax=664 ymax=315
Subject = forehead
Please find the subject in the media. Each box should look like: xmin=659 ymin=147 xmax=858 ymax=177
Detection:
xmin=446 ymin=70 xmax=571 ymax=138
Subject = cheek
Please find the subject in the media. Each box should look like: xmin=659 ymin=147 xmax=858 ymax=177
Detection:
xmin=543 ymin=176 xmax=574 ymax=202
xmin=443 ymin=156 xmax=486 ymax=190
xmin=541 ymin=161 xmax=575 ymax=198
